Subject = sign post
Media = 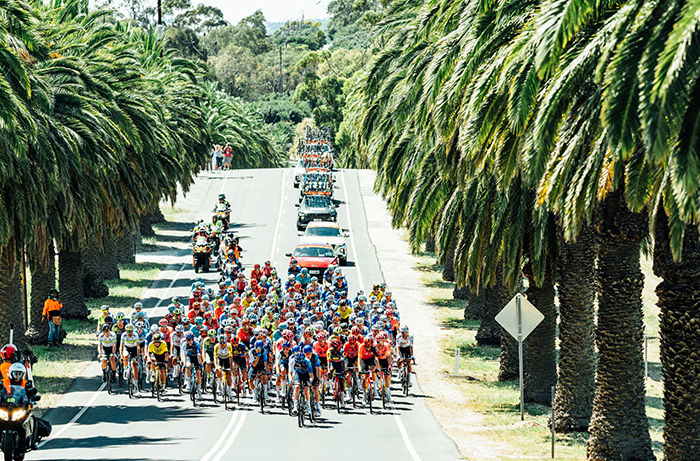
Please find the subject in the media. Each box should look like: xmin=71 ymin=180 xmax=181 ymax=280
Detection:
xmin=495 ymin=293 xmax=543 ymax=421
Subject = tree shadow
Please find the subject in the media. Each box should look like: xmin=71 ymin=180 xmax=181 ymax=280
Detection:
xmin=41 ymin=435 xmax=183 ymax=450
xmin=440 ymin=317 xmax=480 ymax=331
xmin=425 ymin=279 xmax=454 ymax=289
xmin=455 ymin=343 xmax=500 ymax=361
xmin=646 ymin=395 xmax=664 ymax=411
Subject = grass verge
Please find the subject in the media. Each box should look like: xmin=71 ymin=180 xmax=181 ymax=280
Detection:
xmin=32 ymin=261 xmax=165 ymax=416
xmin=417 ymin=252 xmax=665 ymax=460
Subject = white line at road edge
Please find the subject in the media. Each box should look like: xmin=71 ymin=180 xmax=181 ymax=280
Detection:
xmin=200 ymin=409 xmax=241 ymax=461
xmin=210 ymin=411 xmax=247 ymax=461
xmin=152 ymin=262 xmax=188 ymax=310
xmin=37 ymin=382 xmax=107 ymax=448
xmin=341 ymin=170 xmax=421 ymax=461
xmin=340 ymin=171 xmax=365 ymax=293
xmin=219 ymin=168 xmax=232 ymax=195
xmin=270 ymin=169 xmax=288 ymax=263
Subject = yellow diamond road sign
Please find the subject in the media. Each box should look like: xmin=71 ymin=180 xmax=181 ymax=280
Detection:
xmin=495 ymin=293 xmax=544 ymax=341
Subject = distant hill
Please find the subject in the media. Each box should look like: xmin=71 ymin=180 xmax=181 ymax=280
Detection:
xmin=267 ymin=18 xmax=329 ymax=34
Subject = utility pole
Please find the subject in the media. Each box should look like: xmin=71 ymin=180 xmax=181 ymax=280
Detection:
xmin=157 ymin=0 xmax=162 ymax=25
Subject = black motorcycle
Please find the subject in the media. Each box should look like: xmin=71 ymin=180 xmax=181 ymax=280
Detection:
xmin=0 ymin=386 xmax=47 ymax=461
xmin=192 ymin=238 xmax=212 ymax=273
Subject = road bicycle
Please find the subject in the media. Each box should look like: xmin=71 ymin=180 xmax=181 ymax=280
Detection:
xmin=189 ymin=370 xmax=199 ymax=407
xmin=319 ymin=366 xmax=329 ymax=409
xmin=361 ymin=370 xmax=375 ymax=413
xmin=232 ymin=364 xmax=244 ymax=406
xmin=346 ymin=366 xmax=360 ymax=408
xmin=252 ymin=372 xmax=266 ymax=414
xmin=101 ymin=353 xmax=117 ymax=395
xmin=331 ymin=369 xmax=344 ymax=414
xmin=398 ymin=358 xmax=412 ymax=396
xmin=137 ymin=355 xmax=146 ymax=392
xmin=296 ymin=382 xmax=314 ymax=427
xmin=126 ymin=356 xmax=139 ymax=399
xmin=117 ymin=358 xmax=124 ymax=388
xmin=151 ymin=362 xmax=166 ymax=402
xmin=375 ymin=368 xmax=390 ymax=410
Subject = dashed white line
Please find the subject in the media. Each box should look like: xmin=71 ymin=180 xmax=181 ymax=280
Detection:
xmin=341 ymin=169 xmax=421 ymax=461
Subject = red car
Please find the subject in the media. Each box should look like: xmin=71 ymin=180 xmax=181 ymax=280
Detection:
xmin=286 ymin=244 xmax=338 ymax=276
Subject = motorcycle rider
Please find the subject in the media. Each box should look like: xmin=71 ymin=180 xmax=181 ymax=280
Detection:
xmin=2 ymin=363 xmax=44 ymax=450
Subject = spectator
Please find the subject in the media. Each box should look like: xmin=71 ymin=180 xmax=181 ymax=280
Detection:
xmin=209 ymin=145 xmax=217 ymax=171
xmin=216 ymin=145 xmax=224 ymax=170
xmin=42 ymin=289 xmax=63 ymax=346
xmin=223 ymin=143 xmax=232 ymax=170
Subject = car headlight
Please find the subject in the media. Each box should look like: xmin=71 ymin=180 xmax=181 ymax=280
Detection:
xmin=11 ymin=409 xmax=26 ymax=421
xmin=299 ymin=213 xmax=305 ymax=219
xmin=0 ymin=409 xmax=9 ymax=421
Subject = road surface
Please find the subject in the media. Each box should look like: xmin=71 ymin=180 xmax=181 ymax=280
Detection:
xmin=28 ymin=169 xmax=461 ymax=461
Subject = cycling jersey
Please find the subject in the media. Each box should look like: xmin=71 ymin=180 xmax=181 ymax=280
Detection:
xmin=313 ymin=340 xmax=329 ymax=358
xmin=396 ymin=334 xmax=414 ymax=348
xmin=149 ymin=342 xmax=168 ymax=356
xmin=359 ymin=345 xmax=376 ymax=360
xmin=98 ymin=332 xmax=117 ymax=347
xmin=343 ymin=342 xmax=359 ymax=359
xmin=202 ymin=337 xmax=217 ymax=352
xmin=375 ymin=342 xmax=393 ymax=360
xmin=214 ymin=343 xmax=232 ymax=359
xmin=327 ymin=347 xmax=343 ymax=363
xmin=121 ymin=333 xmax=140 ymax=349
xmin=231 ymin=343 xmax=248 ymax=358
xmin=183 ymin=340 xmax=201 ymax=358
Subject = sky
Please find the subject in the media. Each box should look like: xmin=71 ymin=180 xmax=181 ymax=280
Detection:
xmin=202 ymin=0 xmax=331 ymax=24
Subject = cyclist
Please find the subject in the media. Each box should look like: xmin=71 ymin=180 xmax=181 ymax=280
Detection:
xmin=98 ymin=324 xmax=117 ymax=383
xmin=327 ymin=338 xmax=346 ymax=403
xmin=396 ymin=326 xmax=414 ymax=387
xmin=375 ymin=332 xmax=394 ymax=403
xmin=148 ymin=333 xmax=169 ymax=391
xmin=182 ymin=332 xmax=202 ymax=399
xmin=129 ymin=302 xmax=148 ymax=325
xmin=359 ymin=336 xmax=377 ymax=404
xmin=214 ymin=334 xmax=234 ymax=400
xmin=304 ymin=344 xmax=323 ymax=416
xmin=201 ymin=329 xmax=218 ymax=384
xmin=170 ymin=325 xmax=185 ymax=380
xmin=230 ymin=335 xmax=249 ymax=395
xmin=289 ymin=348 xmax=312 ymax=415
xmin=120 ymin=324 xmax=141 ymax=382
xmin=288 ymin=259 xmax=301 ymax=276
xmin=248 ymin=340 xmax=269 ymax=402
xmin=250 ymin=263 xmax=264 ymax=281
xmin=275 ymin=341 xmax=293 ymax=404
xmin=96 ymin=305 xmax=111 ymax=334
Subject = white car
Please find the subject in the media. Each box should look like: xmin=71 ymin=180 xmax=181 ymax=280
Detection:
xmin=299 ymin=221 xmax=349 ymax=265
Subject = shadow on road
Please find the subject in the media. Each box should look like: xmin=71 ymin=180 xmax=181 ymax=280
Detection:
xmin=41 ymin=435 xmax=184 ymax=450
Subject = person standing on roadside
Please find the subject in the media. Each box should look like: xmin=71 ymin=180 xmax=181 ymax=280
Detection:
xmin=223 ymin=143 xmax=232 ymax=170
xmin=42 ymin=289 xmax=63 ymax=346
xmin=216 ymin=145 xmax=224 ymax=170
xmin=209 ymin=145 xmax=217 ymax=171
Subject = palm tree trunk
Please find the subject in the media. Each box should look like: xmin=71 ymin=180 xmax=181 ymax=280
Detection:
xmin=477 ymin=267 xmax=509 ymax=346
xmin=442 ymin=238 xmax=456 ymax=282
xmin=101 ymin=234 xmax=120 ymax=280
xmin=115 ymin=228 xmax=137 ymax=264
xmin=25 ymin=241 xmax=55 ymax=345
xmin=0 ymin=240 xmax=29 ymax=350
xmin=587 ymin=191 xmax=654 ymax=460
xmin=554 ymin=225 xmax=596 ymax=432
xmin=80 ymin=240 xmax=109 ymax=299
xmin=59 ymin=249 xmax=89 ymax=319
xmin=653 ymin=209 xmax=700 ymax=460
xmin=425 ymin=232 xmax=436 ymax=253
xmin=523 ymin=275 xmax=557 ymax=404
xmin=464 ymin=284 xmax=484 ymax=320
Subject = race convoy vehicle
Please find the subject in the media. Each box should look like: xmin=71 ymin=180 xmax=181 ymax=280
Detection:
xmin=296 ymin=195 xmax=337 ymax=230
xmin=286 ymin=244 xmax=339 ymax=276
xmin=299 ymin=221 xmax=349 ymax=265
xmin=292 ymin=159 xmax=305 ymax=188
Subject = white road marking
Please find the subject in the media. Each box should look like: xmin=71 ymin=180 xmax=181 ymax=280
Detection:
xmin=341 ymin=169 xmax=421 ymax=461
xmin=37 ymin=382 xmax=107 ymax=448
xmin=210 ymin=411 xmax=247 ymax=461
xmin=219 ymin=168 xmax=232 ymax=194
xmin=200 ymin=409 xmax=242 ymax=461
xmin=340 ymin=171 xmax=365 ymax=292
xmin=270 ymin=169 xmax=288 ymax=263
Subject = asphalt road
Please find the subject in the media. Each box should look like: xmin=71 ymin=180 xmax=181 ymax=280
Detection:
xmin=28 ymin=169 xmax=461 ymax=461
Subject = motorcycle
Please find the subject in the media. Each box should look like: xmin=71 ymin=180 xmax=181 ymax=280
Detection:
xmin=215 ymin=204 xmax=230 ymax=230
xmin=192 ymin=236 xmax=212 ymax=273
xmin=0 ymin=386 xmax=45 ymax=461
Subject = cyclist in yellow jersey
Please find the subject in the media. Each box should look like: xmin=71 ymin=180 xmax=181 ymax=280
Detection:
xmin=213 ymin=335 xmax=234 ymax=400
xmin=148 ymin=333 xmax=169 ymax=389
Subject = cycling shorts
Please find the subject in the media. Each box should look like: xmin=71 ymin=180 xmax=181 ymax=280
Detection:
xmin=294 ymin=371 xmax=311 ymax=386
xmin=329 ymin=361 xmax=345 ymax=376
xmin=232 ymin=356 xmax=247 ymax=370
xmin=101 ymin=346 xmax=114 ymax=357
xmin=249 ymin=363 xmax=266 ymax=377
xmin=205 ymin=350 xmax=215 ymax=363
xmin=173 ymin=346 xmax=181 ymax=359
xmin=125 ymin=346 xmax=138 ymax=359
xmin=344 ymin=357 xmax=357 ymax=370
xmin=318 ymin=356 xmax=328 ymax=368
xmin=186 ymin=355 xmax=202 ymax=369
xmin=152 ymin=353 xmax=167 ymax=364
xmin=399 ymin=346 xmax=411 ymax=359
xmin=377 ymin=358 xmax=390 ymax=372
xmin=218 ymin=357 xmax=231 ymax=371
xmin=361 ymin=358 xmax=375 ymax=373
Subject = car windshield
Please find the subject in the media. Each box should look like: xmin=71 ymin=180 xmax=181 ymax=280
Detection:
xmin=294 ymin=246 xmax=335 ymax=258
xmin=306 ymin=227 xmax=341 ymax=237
xmin=304 ymin=197 xmax=330 ymax=208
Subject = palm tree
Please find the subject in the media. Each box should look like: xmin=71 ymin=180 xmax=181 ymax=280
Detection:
xmin=25 ymin=238 xmax=55 ymax=344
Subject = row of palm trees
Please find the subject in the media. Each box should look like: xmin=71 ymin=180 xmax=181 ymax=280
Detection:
xmin=0 ymin=1 xmax=278 ymax=348
xmin=343 ymin=0 xmax=699 ymax=459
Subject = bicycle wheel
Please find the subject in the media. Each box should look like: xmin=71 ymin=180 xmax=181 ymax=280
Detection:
xmin=335 ymin=379 xmax=341 ymax=414
xmin=259 ymin=383 xmax=264 ymax=414
xmin=118 ymin=362 xmax=124 ymax=388
xmin=287 ymin=384 xmax=293 ymax=417
xmin=178 ymin=369 xmax=184 ymax=395
xmin=403 ymin=368 xmax=409 ymax=396
xmin=235 ymin=373 xmax=241 ymax=406
xmin=128 ymin=367 xmax=134 ymax=399
xmin=156 ymin=373 xmax=162 ymax=402
xmin=321 ymin=380 xmax=326 ymax=409
xmin=212 ymin=375 xmax=218 ymax=404
xmin=297 ymin=395 xmax=304 ymax=427
xmin=107 ymin=369 xmax=113 ymax=395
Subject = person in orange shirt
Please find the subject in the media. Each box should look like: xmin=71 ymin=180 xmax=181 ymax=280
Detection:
xmin=42 ymin=289 xmax=63 ymax=346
